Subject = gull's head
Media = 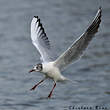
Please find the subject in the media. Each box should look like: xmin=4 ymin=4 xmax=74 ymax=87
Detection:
xmin=29 ymin=63 xmax=42 ymax=73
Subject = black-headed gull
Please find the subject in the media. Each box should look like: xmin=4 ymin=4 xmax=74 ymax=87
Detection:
xmin=29 ymin=7 xmax=102 ymax=98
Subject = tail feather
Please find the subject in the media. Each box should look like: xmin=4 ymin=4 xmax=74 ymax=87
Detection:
xmin=61 ymin=76 xmax=78 ymax=86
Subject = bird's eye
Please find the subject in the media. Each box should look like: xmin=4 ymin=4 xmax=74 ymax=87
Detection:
xmin=37 ymin=64 xmax=42 ymax=71
xmin=36 ymin=66 xmax=38 ymax=69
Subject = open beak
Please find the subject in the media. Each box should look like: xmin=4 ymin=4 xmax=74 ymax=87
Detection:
xmin=29 ymin=69 xmax=35 ymax=73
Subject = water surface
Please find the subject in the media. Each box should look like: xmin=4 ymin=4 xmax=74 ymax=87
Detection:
xmin=0 ymin=0 xmax=110 ymax=110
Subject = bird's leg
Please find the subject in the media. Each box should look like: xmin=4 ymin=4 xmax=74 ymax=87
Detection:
xmin=48 ymin=81 xmax=56 ymax=98
xmin=30 ymin=77 xmax=46 ymax=91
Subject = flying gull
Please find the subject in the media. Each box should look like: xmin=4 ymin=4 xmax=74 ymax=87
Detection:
xmin=29 ymin=7 xmax=102 ymax=98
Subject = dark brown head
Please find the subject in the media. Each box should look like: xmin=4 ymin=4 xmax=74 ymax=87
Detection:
xmin=29 ymin=63 xmax=43 ymax=73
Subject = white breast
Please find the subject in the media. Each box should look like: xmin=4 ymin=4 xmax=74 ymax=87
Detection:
xmin=42 ymin=62 xmax=65 ymax=81
xmin=42 ymin=62 xmax=59 ymax=74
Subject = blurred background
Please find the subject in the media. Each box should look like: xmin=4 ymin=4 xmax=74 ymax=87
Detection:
xmin=0 ymin=0 xmax=110 ymax=110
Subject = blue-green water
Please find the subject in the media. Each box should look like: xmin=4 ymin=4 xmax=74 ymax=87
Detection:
xmin=0 ymin=0 xmax=110 ymax=110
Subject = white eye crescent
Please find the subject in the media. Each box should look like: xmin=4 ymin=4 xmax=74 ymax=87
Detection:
xmin=36 ymin=64 xmax=42 ymax=71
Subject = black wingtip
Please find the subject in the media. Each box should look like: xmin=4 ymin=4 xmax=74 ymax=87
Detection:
xmin=34 ymin=16 xmax=38 ymax=18
xmin=99 ymin=6 xmax=102 ymax=13
xmin=99 ymin=6 xmax=102 ymax=10
xmin=98 ymin=6 xmax=102 ymax=18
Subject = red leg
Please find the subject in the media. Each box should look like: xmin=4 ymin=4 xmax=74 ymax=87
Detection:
xmin=48 ymin=82 xmax=56 ymax=98
xmin=30 ymin=78 xmax=46 ymax=91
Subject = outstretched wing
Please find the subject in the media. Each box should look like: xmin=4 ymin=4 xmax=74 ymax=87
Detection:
xmin=54 ymin=7 xmax=102 ymax=70
xmin=31 ymin=16 xmax=54 ymax=62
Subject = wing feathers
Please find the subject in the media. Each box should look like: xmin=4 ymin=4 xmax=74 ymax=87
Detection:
xmin=86 ymin=8 xmax=101 ymax=34
xmin=54 ymin=7 xmax=102 ymax=70
xmin=33 ymin=16 xmax=50 ymax=49
xmin=31 ymin=16 xmax=53 ymax=62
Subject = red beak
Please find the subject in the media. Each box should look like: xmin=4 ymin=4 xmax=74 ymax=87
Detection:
xmin=29 ymin=69 xmax=35 ymax=73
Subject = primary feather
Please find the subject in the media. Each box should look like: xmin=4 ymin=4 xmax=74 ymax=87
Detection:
xmin=54 ymin=7 xmax=102 ymax=70
xmin=31 ymin=16 xmax=54 ymax=62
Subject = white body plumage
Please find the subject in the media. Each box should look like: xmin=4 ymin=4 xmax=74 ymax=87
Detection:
xmin=42 ymin=62 xmax=67 ymax=81
xmin=29 ymin=8 xmax=102 ymax=98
